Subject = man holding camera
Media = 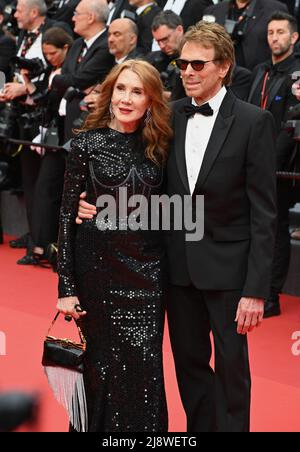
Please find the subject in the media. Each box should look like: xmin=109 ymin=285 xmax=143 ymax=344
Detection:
xmin=203 ymin=0 xmax=288 ymax=70
xmin=248 ymin=11 xmax=300 ymax=317
xmin=0 ymin=0 xmax=71 ymax=263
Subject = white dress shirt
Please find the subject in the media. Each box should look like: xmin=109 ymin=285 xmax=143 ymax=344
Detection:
xmin=185 ymin=86 xmax=227 ymax=195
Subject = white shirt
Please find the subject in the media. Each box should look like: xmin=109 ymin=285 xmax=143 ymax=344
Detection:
xmin=185 ymin=86 xmax=227 ymax=195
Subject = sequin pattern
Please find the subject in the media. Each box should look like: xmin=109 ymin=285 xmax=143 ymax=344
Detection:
xmin=57 ymin=128 xmax=168 ymax=432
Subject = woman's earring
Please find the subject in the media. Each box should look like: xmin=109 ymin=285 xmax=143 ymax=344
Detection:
xmin=109 ymin=103 xmax=115 ymax=119
xmin=144 ymin=109 xmax=152 ymax=124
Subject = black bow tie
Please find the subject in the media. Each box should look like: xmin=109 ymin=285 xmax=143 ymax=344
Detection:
xmin=183 ymin=103 xmax=214 ymax=118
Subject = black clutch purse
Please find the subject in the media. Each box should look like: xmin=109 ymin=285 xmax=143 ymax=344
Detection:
xmin=42 ymin=313 xmax=88 ymax=432
xmin=42 ymin=312 xmax=86 ymax=372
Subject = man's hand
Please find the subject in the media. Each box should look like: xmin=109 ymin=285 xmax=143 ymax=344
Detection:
xmin=235 ymin=297 xmax=264 ymax=335
xmin=0 ymin=83 xmax=27 ymax=101
xmin=292 ymin=81 xmax=300 ymax=101
xmin=76 ymin=191 xmax=97 ymax=224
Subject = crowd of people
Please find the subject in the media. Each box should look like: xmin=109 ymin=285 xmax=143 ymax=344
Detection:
xmin=1 ymin=0 xmax=300 ymax=433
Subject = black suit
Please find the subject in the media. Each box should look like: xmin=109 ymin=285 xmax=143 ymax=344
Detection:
xmin=204 ymin=0 xmax=288 ymax=70
xmin=166 ymin=90 xmax=277 ymax=431
xmin=52 ymin=30 xmax=114 ymax=140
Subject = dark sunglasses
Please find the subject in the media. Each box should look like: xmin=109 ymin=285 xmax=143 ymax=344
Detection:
xmin=175 ymin=59 xmax=219 ymax=71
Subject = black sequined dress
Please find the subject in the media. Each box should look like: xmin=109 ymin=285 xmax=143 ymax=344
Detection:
xmin=57 ymin=128 xmax=168 ymax=432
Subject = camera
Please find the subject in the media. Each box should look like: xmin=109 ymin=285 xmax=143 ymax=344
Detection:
xmin=283 ymin=104 xmax=300 ymax=141
xmin=160 ymin=61 xmax=180 ymax=92
xmin=63 ymin=86 xmax=86 ymax=103
xmin=14 ymin=56 xmax=45 ymax=80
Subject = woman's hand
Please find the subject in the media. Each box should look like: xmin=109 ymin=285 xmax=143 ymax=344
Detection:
xmin=76 ymin=192 xmax=97 ymax=224
xmin=57 ymin=296 xmax=87 ymax=320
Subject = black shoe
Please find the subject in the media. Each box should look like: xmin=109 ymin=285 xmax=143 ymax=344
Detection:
xmin=9 ymin=233 xmax=29 ymax=249
xmin=17 ymin=253 xmax=39 ymax=266
xmin=17 ymin=251 xmax=52 ymax=268
xmin=263 ymin=297 xmax=281 ymax=318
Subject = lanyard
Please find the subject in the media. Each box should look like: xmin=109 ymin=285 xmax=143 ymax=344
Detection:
xmin=260 ymin=71 xmax=270 ymax=110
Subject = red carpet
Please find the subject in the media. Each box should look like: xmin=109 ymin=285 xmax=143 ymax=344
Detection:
xmin=1 ymin=235 xmax=300 ymax=432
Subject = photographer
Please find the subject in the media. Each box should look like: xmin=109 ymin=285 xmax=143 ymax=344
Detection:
xmin=203 ymin=0 xmax=288 ymax=70
xmin=22 ymin=27 xmax=73 ymax=267
xmin=0 ymin=0 xmax=72 ymax=262
xmin=248 ymin=11 xmax=300 ymax=317
xmin=146 ymin=10 xmax=183 ymax=99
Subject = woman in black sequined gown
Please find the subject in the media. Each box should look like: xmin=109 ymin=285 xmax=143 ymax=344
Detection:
xmin=56 ymin=60 xmax=172 ymax=432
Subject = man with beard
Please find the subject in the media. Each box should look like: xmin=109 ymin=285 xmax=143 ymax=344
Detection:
xmin=248 ymin=11 xmax=300 ymax=317
xmin=203 ymin=0 xmax=288 ymax=70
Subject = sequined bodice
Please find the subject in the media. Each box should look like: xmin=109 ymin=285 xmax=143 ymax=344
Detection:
xmin=58 ymin=128 xmax=165 ymax=299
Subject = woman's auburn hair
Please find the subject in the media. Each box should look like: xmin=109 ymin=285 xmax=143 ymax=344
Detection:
xmin=81 ymin=59 xmax=173 ymax=166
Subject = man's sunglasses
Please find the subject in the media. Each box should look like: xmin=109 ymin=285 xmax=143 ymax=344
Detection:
xmin=175 ymin=59 xmax=219 ymax=71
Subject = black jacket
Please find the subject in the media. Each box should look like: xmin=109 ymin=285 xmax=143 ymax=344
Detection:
xmin=0 ymin=29 xmax=16 ymax=82
xmin=204 ymin=0 xmax=288 ymax=70
xmin=52 ymin=30 xmax=114 ymax=95
xmin=248 ymin=53 xmax=300 ymax=169
xmin=166 ymin=91 xmax=277 ymax=298
xmin=52 ymin=30 xmax=114 ymax=141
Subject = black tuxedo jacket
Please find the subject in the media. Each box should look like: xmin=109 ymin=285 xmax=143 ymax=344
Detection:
xmin=166 ymin=91 xmax=277 ymax=299
xmin=52 ymin=30 xmax=114 ymax=141
xmin=52 ymin=30 xmax=114 ymax=95
xmin=204 ymin=0 xmax=288 ymax=70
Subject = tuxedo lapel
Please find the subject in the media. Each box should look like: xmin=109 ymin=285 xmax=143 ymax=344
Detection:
xmin=174 ymin=100 xmax=190 ymax=194
xmin=194 ymin=91 xmax=235 ymax=191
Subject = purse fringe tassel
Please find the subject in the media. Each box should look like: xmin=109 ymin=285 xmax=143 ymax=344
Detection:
xmin=44 ymin=366 xmax=88 ymax=432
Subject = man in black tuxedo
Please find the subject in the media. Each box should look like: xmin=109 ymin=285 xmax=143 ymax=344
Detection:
xmin=51 ymin=0 xmax=114 ymax=141
xmin=75 ymin=21 xmax=277 ymax=432
xmin=165 ymin=21 xmax=277 ymax=432
xmin=203 ymin=0 xmax=288 ymax=70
